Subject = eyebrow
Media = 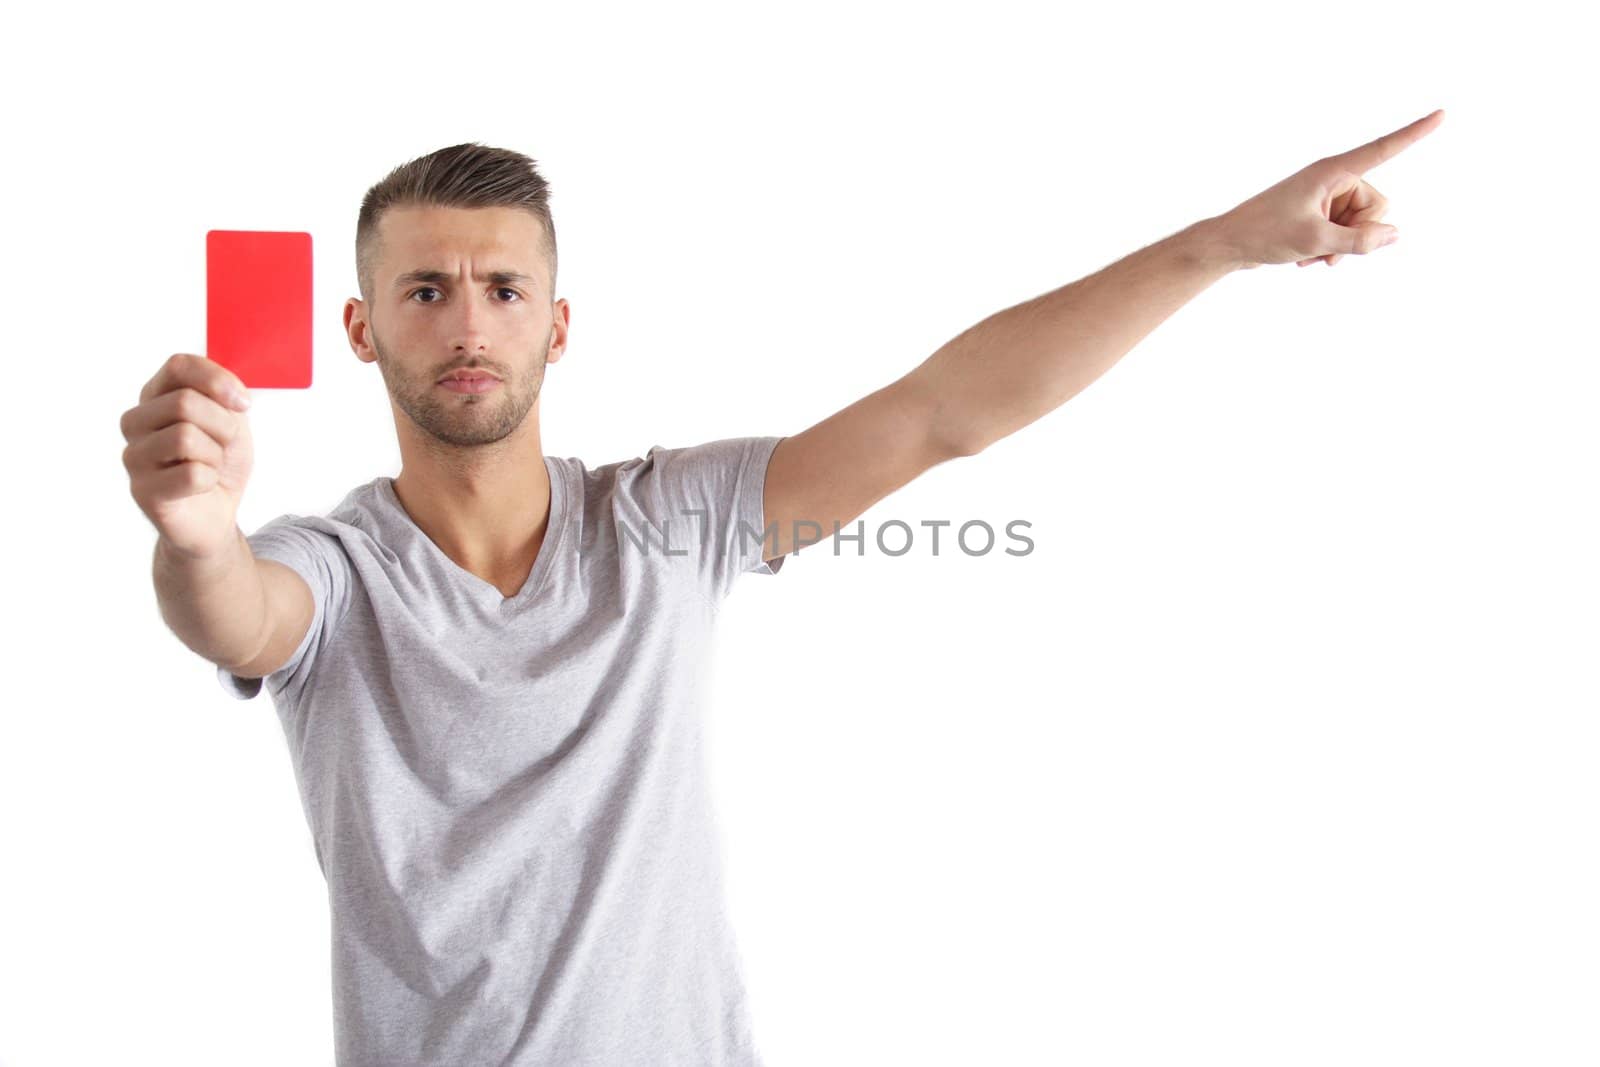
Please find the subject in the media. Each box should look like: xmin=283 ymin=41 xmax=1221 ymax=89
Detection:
xmin=393 ymin=268 xmax=536 ymax=289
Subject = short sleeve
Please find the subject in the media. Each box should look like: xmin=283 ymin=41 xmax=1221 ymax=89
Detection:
xmin=215 ymin=515 xmax=353 ymax=702
xmin=634 ymin=434 xmax=790 ymax=600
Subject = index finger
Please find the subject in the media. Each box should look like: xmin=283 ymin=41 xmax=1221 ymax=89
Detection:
xmin=1330 ymin=108 xmax=1445 ymax=174
xmin=140 ymin=352 xmax=250 ymax=408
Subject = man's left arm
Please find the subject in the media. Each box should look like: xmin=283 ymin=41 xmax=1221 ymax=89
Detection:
xmin=761 ymin=109 xmax=1444 ymax=562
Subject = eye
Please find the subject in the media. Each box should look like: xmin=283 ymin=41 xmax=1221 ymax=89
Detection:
xmin=407 ymin=286 xmax=522 ymax=303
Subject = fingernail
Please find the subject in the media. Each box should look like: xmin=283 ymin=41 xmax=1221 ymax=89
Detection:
xmin=232 ymin=389 xmax=252 ymax=410
xmin=1383 ymin=230 xmax=1400 ymax=246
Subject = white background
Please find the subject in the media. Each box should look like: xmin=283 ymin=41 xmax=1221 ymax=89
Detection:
xmin=2 ymin=1 xmax=1595 ymax=1064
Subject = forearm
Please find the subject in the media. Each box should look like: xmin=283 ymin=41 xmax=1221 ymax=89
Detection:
xmin=917 ymin=216 xmax=1239 ymax=456
xmin=153 ymin=527 xmax=272 ymax=671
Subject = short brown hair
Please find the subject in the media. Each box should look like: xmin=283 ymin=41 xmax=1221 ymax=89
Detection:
xmin=355 ymin=142 xmax=557 ymax=303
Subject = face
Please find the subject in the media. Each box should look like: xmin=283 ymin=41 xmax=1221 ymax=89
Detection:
xmin=344 ymin=204 xmax=568 ymax=449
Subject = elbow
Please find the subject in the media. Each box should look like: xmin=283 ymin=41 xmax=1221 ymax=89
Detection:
xmin=902 ymin=365 xmax=986 ymax=461
xmin=922 ymin=396 xmax=986 ymax=461
xmin=936 ymin=422 xmax=987 ymax=461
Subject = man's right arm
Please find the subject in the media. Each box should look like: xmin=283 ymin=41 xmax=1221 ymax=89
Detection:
xmin=153 ymin=529 xmax=313 ymax=679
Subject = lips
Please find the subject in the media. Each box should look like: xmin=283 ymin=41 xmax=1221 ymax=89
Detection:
xmin=437 ymin=370 xmax=500 ymax=383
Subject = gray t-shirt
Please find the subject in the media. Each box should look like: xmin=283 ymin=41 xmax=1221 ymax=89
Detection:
xmin=216 ymin=435 xmax=788 ymax=1066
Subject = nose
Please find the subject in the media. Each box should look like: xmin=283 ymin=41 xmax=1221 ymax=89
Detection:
xmin=450 ymin=288 xmax=491 ymax=353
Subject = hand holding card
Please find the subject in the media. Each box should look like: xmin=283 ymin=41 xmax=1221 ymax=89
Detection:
xmin=206 ymin=229 xmax=313 ymax=388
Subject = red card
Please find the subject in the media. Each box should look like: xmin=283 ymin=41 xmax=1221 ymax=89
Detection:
xmin=206 ymin=229 xmax=313 ymax=388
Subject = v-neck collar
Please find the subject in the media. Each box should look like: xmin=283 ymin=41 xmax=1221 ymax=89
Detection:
xmin=376 ymin=455 xmax=568 ymax=608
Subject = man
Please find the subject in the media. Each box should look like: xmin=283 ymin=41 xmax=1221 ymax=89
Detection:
xmin=123 ymin=110 xmax=1442 ymax=1065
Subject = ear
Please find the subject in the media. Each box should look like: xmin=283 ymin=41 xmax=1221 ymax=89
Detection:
xmin=545 ymin=297 xmax=571 ymax=366
xmin=344 ymin=298 xmax=376 ymax=364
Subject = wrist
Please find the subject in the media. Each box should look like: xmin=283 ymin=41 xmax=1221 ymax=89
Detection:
xmin=1182 ymin=215 xmax=1252 ymax=274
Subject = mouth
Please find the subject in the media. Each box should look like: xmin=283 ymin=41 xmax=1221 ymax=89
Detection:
xmin=437 ymin=370 xmax=503 ymax=394
xmin=438 ymin=371 xmax=499 ymax=396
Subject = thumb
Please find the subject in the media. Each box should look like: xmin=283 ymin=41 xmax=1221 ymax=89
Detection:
xmin=1324 ymin=221 xmax=1400 ymax=255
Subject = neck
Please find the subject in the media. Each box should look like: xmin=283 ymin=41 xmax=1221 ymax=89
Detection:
xmin=390 ymin=422 xmax=553 ymax=595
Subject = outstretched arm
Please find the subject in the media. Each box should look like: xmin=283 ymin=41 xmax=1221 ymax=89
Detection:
xmin=760 ymin=109 xmax=1444 ymax=560
xmin=921 ymin=108 xmax=1445 ymax=456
